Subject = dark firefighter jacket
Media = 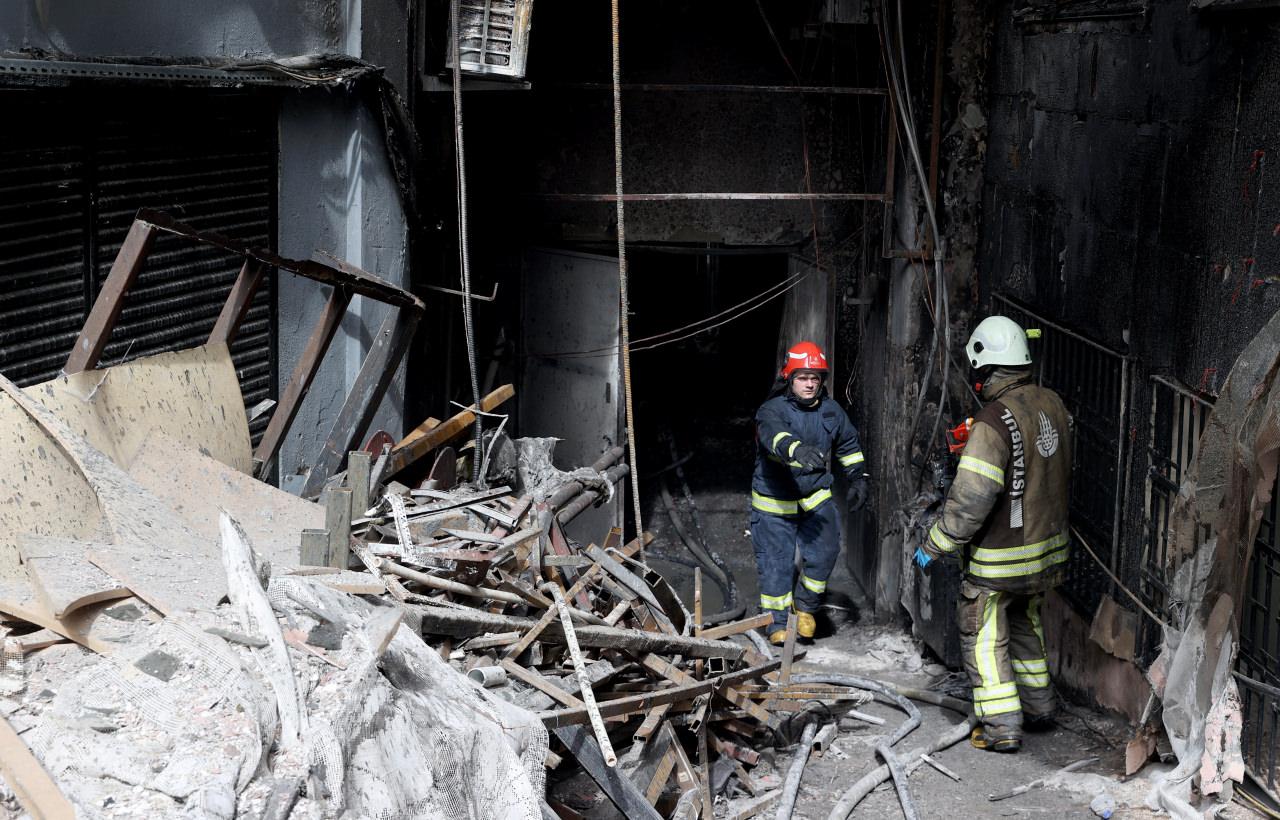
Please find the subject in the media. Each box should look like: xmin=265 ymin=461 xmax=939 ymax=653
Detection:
xmin=924 ymin=368 xmax=1073 ymax=594
xmin=752 ymin=387 xmax=865 ymax=516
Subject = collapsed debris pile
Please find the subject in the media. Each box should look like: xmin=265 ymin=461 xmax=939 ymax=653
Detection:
xmin=0 ymin=213 xmax=974 ymax=820
xmin=0 ymin=346 xmax=963 ymax=819
xmin=335 ymin=432 xmax=894 ymax=819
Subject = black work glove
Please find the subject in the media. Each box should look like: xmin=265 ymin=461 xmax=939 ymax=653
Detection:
xmin=846 ymin=476 xmax=869 ymax=513
xmin=791 ymin=442 xmax=827 ymax=471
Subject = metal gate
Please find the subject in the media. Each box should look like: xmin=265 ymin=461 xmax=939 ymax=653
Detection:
xmin=994 ymin=295 xmax=1130 ymax=615
xmin=1238 ymin=474 xmax=1280 ymax=794
xmin=0 ymin=87 xmax=277 ymax=440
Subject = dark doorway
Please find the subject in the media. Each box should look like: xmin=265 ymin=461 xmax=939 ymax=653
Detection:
xmin=626 ymin=249 xmax=790 ymax=619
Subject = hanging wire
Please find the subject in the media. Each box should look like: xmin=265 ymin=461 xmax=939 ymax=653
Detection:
xmin=451 ymin=0 xmax=485 ymax=483
xmin=524 ymin=265 xmax=815 ymax=360
xmin=877 ymin=0 xmax=951 ymax=482
xmin=611 ymin=0 xmax=644 ymax=540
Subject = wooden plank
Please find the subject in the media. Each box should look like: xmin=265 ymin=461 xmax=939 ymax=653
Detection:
xmin=0 ymin=714 xmax=75 ymax=819
xmin=347 ymin=450 xmax=372 ymax=516
xmin=779 ymin=612 xmax=798 ymax=686
xmin=415 ymin=605 xmax=746 ymax=660
xmin=254 ymin=286 xmax=352 ymax=477
xmin=554 ymin=725 xmax=663 ymax=820
xmin=641 ymin=654 xmax=772 ymax=724
xmin=644 ymin=745 xmax=678 ymax=805
xmin=208 ymin=259 xmax=266 ymax=345
xmin=384 ymin=385 xmax=515 ymax=478
xmin=504 ymin=566 xmax=601 ymax=659
xmin=727 ymin=789 xmax=782 ymax=820
xmin=460 ymin=631 xmax=521 ymax=651
xmin=662 ymin=722 xmax=701 ymax=814
xmin=325 ymin=488 xmax=352 ymax=569
xmin=539 ymin=659 xmax=781 ymax=728
xmin=698 ymin=613 xmax=774 ymax=641
xmin=64 ymin=220 xmax=157 ymax=374
xmin=300 ymin=308 xmax=421 ymax=496
xmin=300 ymin=530 xmax=329 ymax=567
xmin=394 ymin=417 xmax=441 ymax=452
xmin=500 ymin=659 xmax=584 ymax=708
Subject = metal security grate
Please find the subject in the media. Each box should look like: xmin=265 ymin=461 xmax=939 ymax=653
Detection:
xmin=449 ymin=0 xmax=534 ymax=78
xmin=0 ymin=88 xmax=277 ymax=443
xmin=1238 ymin=474 xmax=1280 ymax=794
xmin=994 ymin=295 xmax=1130 ymax=615
xmin=1138 ymin=377 xmax=1213 ymax=617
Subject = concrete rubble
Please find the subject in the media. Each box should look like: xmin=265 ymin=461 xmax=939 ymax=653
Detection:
xmin=0 ymin=329 xmax=974 ymax=820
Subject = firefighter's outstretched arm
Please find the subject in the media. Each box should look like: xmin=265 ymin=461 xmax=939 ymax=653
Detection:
xmin=924 ymin=421 xmax=1010 ymax=560
xmin=756 ymin=403 xmax=826 ymax=471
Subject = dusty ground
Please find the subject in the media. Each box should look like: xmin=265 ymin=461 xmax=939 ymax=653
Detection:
xmin=630 ymin=426 xmax=1268 ymax=819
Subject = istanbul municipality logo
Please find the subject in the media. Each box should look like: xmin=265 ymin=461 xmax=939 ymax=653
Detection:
xmin=1035 ymin=411 xmax=1059 ymax=458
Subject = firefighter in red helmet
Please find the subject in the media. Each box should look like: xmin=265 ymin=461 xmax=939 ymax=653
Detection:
xmin=750 ymin=341 xmax=868 ymax=644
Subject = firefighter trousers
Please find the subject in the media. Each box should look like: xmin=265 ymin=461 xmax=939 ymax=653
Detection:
xmin=750 ymin=502 xmax=840 ymax=629
xmin=957 ymin=580 xmax=1056 ymax=730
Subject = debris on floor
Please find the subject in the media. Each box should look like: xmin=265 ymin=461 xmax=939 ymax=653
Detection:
xmin=0 ymin=342 xmax=968 ymax=820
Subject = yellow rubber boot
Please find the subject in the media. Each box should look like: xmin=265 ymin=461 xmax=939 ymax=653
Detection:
xmin=795 ymin=610 xmax=816 ymax=639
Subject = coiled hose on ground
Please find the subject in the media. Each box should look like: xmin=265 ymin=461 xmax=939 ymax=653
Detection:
xmin=782 ymin=674 xmax=922 ymax=820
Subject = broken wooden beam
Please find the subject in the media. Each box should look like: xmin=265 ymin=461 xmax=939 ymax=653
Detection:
xmin=554 ymin=725 xmax=663 ymax=820
xmin=64 ymin=220 xmax=158 ymax=375
xmin=254 ymin=285 xmax=353 ymax=477
xmin=414 ymin=605 xmax=746 ymax=660
xmin=300 ymin=306 xmax=421 ymax=497
xmin=384 ymin=385 xmax=514 ymax=479
xmin=538 ymin=659 xmax=781 ymax=728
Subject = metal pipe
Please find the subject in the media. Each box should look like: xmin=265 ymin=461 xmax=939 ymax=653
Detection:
xmin=379 ymin=560 xmax=524 ymax=604
xmin=745 ymin=628 xmax=775 ymax=659
xmin=548 ymin=447 xmax=626 ymax=509
xmin=545 ymin=583 xmax=616 ymax=767
xmin=555 ymin=464 xmax=630 ymax=524
xmin=775 ymin=721 xmax=818 ymax=820
xmin=557 ymin=82 xmax=889 ymax=95
xmin=534 ymin=192 xmax=888 ymax=202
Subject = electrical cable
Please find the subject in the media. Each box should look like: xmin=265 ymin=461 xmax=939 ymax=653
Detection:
xmin=877 ymin=0 xmax=953 ymax=490
xmin=525 ymin=266 xmax=811 ymax=360
xmin=611 ymin=0 xmax=645 ymax=541
xmin=451 ymin=0 xmax=484 ymax=483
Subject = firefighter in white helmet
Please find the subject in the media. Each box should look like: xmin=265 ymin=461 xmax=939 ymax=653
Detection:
xmin=917 ymin=316 xmax=1073 ymax=752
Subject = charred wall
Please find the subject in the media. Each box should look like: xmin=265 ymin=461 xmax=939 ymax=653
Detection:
xmin=983 ymin=2 xmax=1280 ymax=389
xmin=417 ymin=1 xmax=892 ymax=595
xmin=980 ymin=2 xmax=1280 ymax=630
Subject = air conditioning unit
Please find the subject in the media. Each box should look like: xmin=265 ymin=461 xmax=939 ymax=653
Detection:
xmin=447 ymin=0 xmax=534 ymax=79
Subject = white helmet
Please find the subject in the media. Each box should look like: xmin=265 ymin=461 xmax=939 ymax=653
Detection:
xmin=966 ymin=316 xmax=1032 ymax=369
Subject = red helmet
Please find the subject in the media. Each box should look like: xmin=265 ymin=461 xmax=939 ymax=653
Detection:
xmin=780 ymin=341 xmax=829 ymax=379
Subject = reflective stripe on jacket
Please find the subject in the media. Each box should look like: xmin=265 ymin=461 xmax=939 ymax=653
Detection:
xmin=929 ymin=373 xmax=1072 ymax=594
xmin=752 ymin=388 xmax=864 ymax=517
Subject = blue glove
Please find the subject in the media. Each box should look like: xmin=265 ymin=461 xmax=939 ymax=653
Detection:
xmin=914 ymin=547 xmax=932 ymax=569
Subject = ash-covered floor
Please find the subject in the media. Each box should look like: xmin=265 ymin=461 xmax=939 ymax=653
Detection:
xmin=627 ymin=429 xmax=1266 ymax=819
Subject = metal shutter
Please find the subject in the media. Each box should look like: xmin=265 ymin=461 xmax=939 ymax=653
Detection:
xmin=0 ymin=88 xmax=277 ymax=442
